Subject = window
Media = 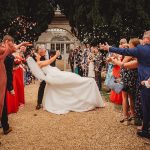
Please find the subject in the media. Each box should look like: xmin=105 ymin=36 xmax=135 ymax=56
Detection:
xmin=51 ymin=44 xmax=55 ymax=50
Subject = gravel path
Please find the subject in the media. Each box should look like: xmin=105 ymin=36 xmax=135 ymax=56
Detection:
xmin=0 ymin=82 xmax=150 ymax=150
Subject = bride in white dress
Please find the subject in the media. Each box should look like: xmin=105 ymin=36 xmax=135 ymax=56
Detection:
xmin=27 ymin=54 xmax=104 ymax=114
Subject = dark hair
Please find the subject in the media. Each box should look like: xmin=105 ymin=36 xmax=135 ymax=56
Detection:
xmin=3 ymin=35 xmax=14 ymax=43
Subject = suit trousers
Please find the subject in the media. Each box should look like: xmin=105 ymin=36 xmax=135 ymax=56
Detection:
xmin=141 ymin=87 xmax=150 ymax=131
xmin=1 ymin=94 xmax=9 ymax=132
xmin=37 ymin=81 xmax=46 ymax=105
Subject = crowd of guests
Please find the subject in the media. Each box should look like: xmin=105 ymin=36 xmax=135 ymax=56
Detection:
xmin=68 ymin=30 xmax=150 ymax=139
xmin=100 ymin=30 xmax=150 ymax=139
xmin=68 ymin=44 xmax=107 ymax=91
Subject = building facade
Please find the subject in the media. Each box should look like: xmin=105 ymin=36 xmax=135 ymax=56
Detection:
xmin=36 ymin=8 xmax=80 ymax=70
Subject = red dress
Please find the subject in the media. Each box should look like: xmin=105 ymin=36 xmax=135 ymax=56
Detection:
xmin=5 ymin=54 xmax=19 ymax=114
xmin=110 ymin=65 xmax=123 ymax=105
xmin=13 ymin=66 xmax=25 ymax=106
xmin=6 ymin=90 xmax=19 ymax=114
xmin=7 ymin=56 xmax=25 ymax=114
xmin=13 ymin=56 xmax=25 ymax=106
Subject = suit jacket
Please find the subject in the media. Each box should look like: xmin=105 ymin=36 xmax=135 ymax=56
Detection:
xmin=109 ymin=44 xmax=150 ymax=81
xmin=4 ymin=54 xmax=15 ymax=91
xmin=0 ymin=46 xmax=12 ymax=117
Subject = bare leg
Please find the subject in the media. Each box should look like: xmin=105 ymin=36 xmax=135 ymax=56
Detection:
xmin=122 ymin=91 xmax=129 ymax=118
xmin=120 ymin=91 xmax=129 ymax=125
xmin=129 ymin=94 xmax=135 ymax=116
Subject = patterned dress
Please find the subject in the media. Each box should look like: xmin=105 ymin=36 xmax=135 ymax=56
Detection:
xmin=82 ymin=49 xmax=90 ymax=77
xmin=74 ymin=50 xmax=83 ymax=76
xmin=121 ymin=68 xmax=138 ymax=96
xmin=135 ymin=81 xmax=143 ymax=120
xmin=88 ymin=53 xmax=95 ymax=78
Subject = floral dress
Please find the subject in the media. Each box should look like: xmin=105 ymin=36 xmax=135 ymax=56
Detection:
xmin=121 ymin=68 xmax=138 ymax=96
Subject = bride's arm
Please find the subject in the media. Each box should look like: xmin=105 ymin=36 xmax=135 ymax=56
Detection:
xmin=37 ymin=51 xmax=60 ymax=68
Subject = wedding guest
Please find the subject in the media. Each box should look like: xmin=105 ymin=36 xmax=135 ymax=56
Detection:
xmin=73 ymin=49 xmax=79 ymax=74
xmin=100 ymin=30 xmax=150 ymax=139
xmin=109 ymin=38 xmax=140 ymax=125
xmin=93 ymin=46 xmax=103 ymax=91
xmin=76 ymin=46 xmax=83 ymax=76
xmin=5 ymin=54 xmax=19 ymax=114
xmin=88 ymin=47 xmax=95 ymax=78
xmin=0 ymin=35 xmax=31 ymax=134
xmin=68 ymin=49 xmax=74 ymax=72
xmin=19 ymin=46 xmax=27 ymax=85
xmin=82 ymin=43 xmax=91 ymax=77
xmin=109 ymin=54 xmax=123 ymax=105
xmin=13 ymin=53 xmax=25 ymax=106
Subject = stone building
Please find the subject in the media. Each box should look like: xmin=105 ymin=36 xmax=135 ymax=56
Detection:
xmin=36 ymin=8 xmax=80 ymax=70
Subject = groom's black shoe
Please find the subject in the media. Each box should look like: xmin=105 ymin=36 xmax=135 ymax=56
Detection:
xmin=137 ymin=130 xmax=150 ymax=139
xmin=36 ymin=104 xmax=42 ymax=110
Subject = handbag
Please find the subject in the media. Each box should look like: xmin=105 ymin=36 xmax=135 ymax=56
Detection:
xmin=106 ymin=75 xmax=124 ymax=93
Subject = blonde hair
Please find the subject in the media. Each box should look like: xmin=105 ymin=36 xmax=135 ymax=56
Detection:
xmin=129 ymin=38 xmax=140 ymax=47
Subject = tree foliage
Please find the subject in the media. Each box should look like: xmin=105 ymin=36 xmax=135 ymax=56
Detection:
xmin=0 ymin=0 xmax=54 ymax=42
xmin=57 ymin=0 xmax=150 ymax=44
xmin=0 ymin=0 xmax=149 ymax=44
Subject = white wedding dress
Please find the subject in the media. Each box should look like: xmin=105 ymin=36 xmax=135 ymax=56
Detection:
xmin=27 ymin=57 xmax=104 ymax=114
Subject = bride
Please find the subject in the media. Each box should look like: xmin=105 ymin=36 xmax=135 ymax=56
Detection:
xmin=27 ymin=51 xmax=104 ymax=114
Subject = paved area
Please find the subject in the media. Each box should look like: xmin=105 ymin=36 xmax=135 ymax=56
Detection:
xmin=0 ymin=82 xmax=150 ymax=150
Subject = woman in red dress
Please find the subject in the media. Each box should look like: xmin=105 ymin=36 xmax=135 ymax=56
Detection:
xmin=110 ymin=65 xmax=123 ymax=105
xmin=13 ymin=55 xmax=25 ymax=106
xmin=109 ymin=54 xmax=123 ymax=105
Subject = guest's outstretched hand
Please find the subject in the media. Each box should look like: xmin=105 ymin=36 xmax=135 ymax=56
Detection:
xmin=21 ymin=42 xmax=32 ymax=47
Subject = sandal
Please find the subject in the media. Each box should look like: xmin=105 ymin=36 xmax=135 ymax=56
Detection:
xmin=120 ymin=118 xmax=129 ymax=126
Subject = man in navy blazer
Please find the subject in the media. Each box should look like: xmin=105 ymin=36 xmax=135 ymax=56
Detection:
xmin=101 ymin=30 xmax=150 ymax=139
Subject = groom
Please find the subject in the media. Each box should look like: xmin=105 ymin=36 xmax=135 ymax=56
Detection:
xmin=101 ymin=30 xmax=150 ymax=139
xmin=36 ymin=45 xmax=48 ymax=109
xmin=36 ymin=45 xmax=60 ymax=110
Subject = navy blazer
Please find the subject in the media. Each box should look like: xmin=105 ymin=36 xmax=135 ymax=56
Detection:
xmin=109 ymin=44 xmax=150 ymax=81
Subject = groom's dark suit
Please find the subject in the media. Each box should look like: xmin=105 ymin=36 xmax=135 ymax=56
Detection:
xmin=37 ymin=56 xmax=46 ymax=107
xmin=109 ymin=44 xmax=150 ymax=134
